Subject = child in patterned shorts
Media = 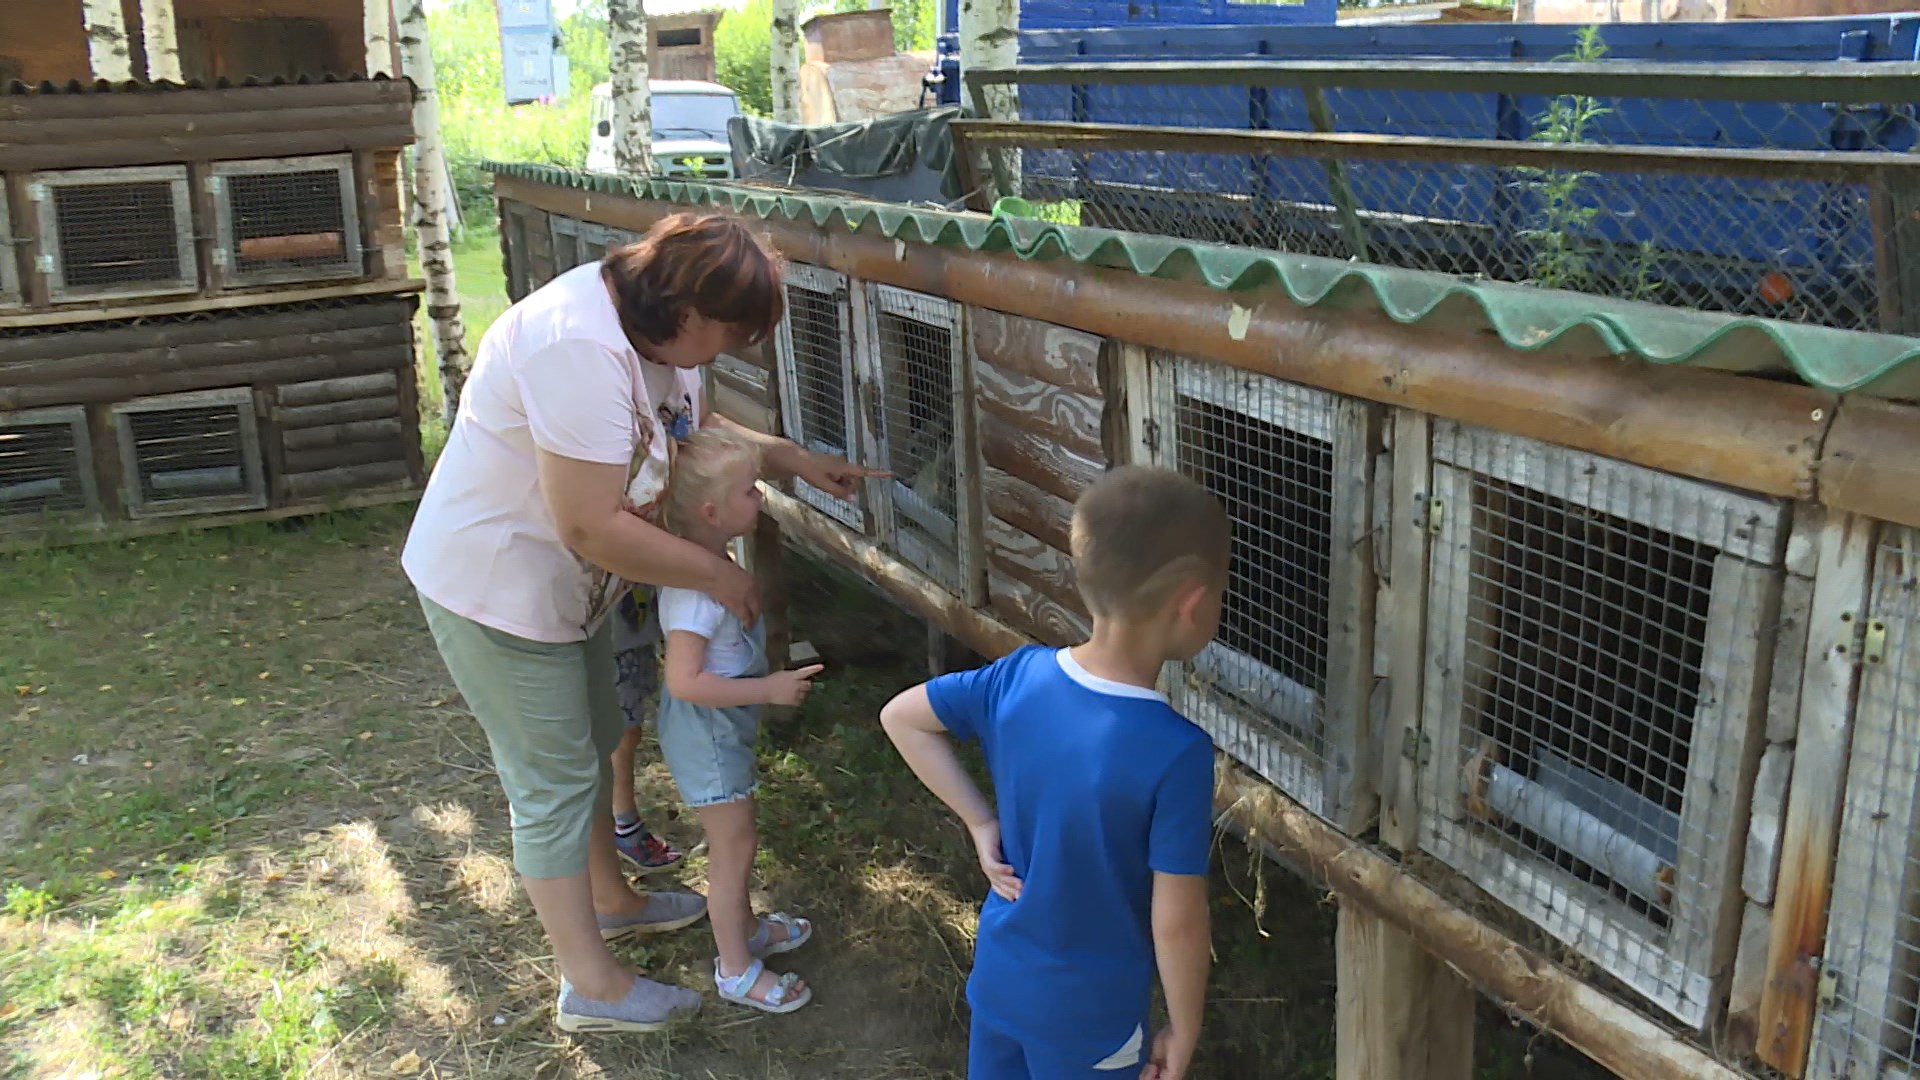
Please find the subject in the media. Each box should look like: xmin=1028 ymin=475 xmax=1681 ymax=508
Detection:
xmin=609 ymin=589 xmax=686 ymax=874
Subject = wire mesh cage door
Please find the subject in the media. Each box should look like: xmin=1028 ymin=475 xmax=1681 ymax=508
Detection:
xmin=0 ymin=406 xmax=101 ymax=531
xmin=112 ymin=388 xmax=268 ymax=519
xmin=549 ymin=215 xmax=586 ymax=272
xmin=862 ymin=284 xmax=971 ymax=597
xmin=1416 ymin=420 xmax=1786 ymax=1028
xmin=1808 ymin=525 xmax=1920 ymax=1080
xmin=774 ymin=263 xmax=866 ymax=531
xmin=210 ymin=155 xmax=363 ymax=287
xmin=0 ymin=191 xmax=21 ymax=308
xmin=1137 ymin=351 xmax=1379 ymax=829
xmin=29 ymin=166 xmax=198 ymax=303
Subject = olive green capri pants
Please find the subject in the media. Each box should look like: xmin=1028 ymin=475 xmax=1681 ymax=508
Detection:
xmin=418 ymin=593 xmax=623 ymax=880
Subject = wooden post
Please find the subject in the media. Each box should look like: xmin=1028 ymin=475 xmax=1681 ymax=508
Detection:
xmin=1756 ymin=512 xmax=1877 ymax=1077
xmin=771 ymin=0 xmax=801 ymax=124
xmin=747 ymin=510 xmax=792 ymax=672
xmin=1337 ymin=901 xmax=1474 ymax=1080
xmin=364 ymin=0 xmax=395 ymax=78
xmin=609 ymin=0 xmax=655 ymax=176
xmin=81 ymin=0 xmax=134 ymax=82
xmin=138 ymin=0 xmax=182 ymax=83
xmin=397 ymin=0 xmax=470 ymax=421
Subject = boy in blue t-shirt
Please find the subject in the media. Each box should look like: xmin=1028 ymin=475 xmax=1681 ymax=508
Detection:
xmin=881 ymin=466 xmax=1231 ymax=1080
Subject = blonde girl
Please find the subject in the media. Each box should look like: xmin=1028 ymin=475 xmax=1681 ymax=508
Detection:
xmin=655 ymin=427 xmax=824 ymax=1013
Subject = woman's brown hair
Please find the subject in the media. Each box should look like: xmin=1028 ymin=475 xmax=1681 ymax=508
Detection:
xmin=601 ymin=213 xmax=785 ymax=349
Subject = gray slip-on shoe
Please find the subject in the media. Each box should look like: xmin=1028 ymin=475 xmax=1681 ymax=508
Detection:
xmin=555 ymin=974 xmax=702 ymax=1033
xmin=597 ymin=890 xmax=709 ymax=942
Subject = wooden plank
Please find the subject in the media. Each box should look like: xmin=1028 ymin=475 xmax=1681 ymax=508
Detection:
xmin=275 ymin=394 xmax=402 ymax=430
xmin=745 ymin=510 xmax=792 ymax=673
xmin=0 ymin=80 xmax=415 ymax=123
xmin=1805 ymin=526 xmax=1920 ymax=1080
xmin=979 ymin=410 xmax=1102 ymax=503
xmin=975 ymin=360 xmax=1103 ymax=462
xmin=983 ymin=514 xmax=1085 ymax=617
xmin=1744 ymin=745 xmax=1795 ymax=907
xmin=1417 ymin=460 xmax=1480 ymax=859
xmin=282 ymin=418 xmax=405 ymax=452
xmin=361 ymin=149 xmax=408 ymax=282
xmin=954 ymin=302 xmax=986 ymax=609
xmin=1321 ymin=396 xmax=1382 ymax=834
xmin=1380 ymin=409 xmax=1431 ymax=854
xmin=284 ymin=438 xmax=409 ymax=473
xmin=1336 ymin=901 xmax=1474 ymax=1080
xmin=277 ymin=371 xmax=399 ymax=408
xmin=1216 ymin=763 xmax=1750 ymax=1080
xmin=988 ymin=570 xmax=1089 ymax=648
xmin=1757 ymin=512 xmax=1877 ymax=1077
xmin=283 ymin=460 xmax=412 ymax=499
xmin=1768 ymin=572 xmax=1818 ymax=744
xmin=0 ymin=348 xmax=410 ymax=411
xmin=1673 ymin=555 xmax=1783 ymax=1001
xmin=713 ymin=381 xmax=777 ymax=435
xmin=1726 ymin=901 xmax=1776 ymax=1060
xmin=1432 ymin=420 xmax=1785 ymax=566
xmin=0 ymin=487 xmax=421 ymax=554
xmin=0 ymin=321 xmax=411 ymax=384
xmin=982 ymin=465 xmax=1075 ymax=554
xmin=967 ymin=307 xmax=1102 ymax=397
xmin=0 ymin=125 xmax=419 ymax=173
xmin=0 ymin=280 xmax=421 ymax=333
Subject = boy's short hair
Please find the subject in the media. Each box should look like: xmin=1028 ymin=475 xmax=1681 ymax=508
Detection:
xmin=1071 ymin=466 xmax=1231 ymax=619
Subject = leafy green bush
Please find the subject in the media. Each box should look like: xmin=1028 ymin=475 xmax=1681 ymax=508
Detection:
xmin=715 ymin=0 xmax=776 ymax=117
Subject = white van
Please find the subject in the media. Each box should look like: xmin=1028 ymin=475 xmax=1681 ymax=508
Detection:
xmin=587 ymin=80 xmax=740 ymax=178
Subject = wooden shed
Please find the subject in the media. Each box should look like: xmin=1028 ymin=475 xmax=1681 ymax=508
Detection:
xmin=486 ymin=162 xmax=1920 ymax=1080
xmin=1 ymin=0 xmax=386 ymax=86
xmin=0 ymin=77 xmax=423 ymax=544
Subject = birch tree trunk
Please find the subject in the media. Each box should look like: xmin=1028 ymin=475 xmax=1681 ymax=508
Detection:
xmin=959 ymin=0 xmax=1019 ymax=194
xmin=770 ymin=0 xmax=800 ymax=124
xmin=138 ymin=0 xmax=182 ymax=82
xmin=364 ymin=0 xmax=395 ymax=77
xmin=397 ymin=0 xmax=470 ymax=421
xmin=81 ymin=0 xmax=134 ymax=82
xmin=609 ymin=0 xmax=655 ymax=176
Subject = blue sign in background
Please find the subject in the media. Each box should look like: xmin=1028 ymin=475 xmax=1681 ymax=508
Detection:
xmin=498 ymin=0 xmax=556 ymax=104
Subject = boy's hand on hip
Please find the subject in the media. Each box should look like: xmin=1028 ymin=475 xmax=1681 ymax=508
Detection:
xmin=967 ymin=819 xmax=1022 ymax=902
xmin=763 ymin=664 xmax=824 ymax=707
xmin=1139 ymin=1025 xmax=1196 ymax=1080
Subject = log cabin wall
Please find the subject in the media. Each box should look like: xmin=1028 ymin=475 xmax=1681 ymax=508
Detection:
xmin=0 ymin=78 xmax=421 ymax=545
xmin=489 ymin=167 xmax=1920 ymax=1080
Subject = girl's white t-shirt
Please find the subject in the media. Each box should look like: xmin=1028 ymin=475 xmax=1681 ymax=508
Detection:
xmin=658 ymin=586 xmax=759 ymax=677
xmin=401 ymin=262 xmax=704 ymax=644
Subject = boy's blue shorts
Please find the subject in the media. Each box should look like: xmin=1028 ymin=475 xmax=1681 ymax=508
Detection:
xmin=968 ymin=1012 xmax=1150 ymax=1080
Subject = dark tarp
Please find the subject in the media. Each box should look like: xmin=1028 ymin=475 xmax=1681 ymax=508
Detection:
xmin=727 ymin=106 xmax=964 ymax=206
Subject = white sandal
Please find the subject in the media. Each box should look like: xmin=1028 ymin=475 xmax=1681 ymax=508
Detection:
xmin=714 ymin=957 xmax=811 ymax=1014
xmin=749 ymin=912 xmax=813 ymax=959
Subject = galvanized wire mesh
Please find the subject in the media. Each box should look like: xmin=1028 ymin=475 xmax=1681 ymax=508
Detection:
xmin=1810 ymin=527 xmax=1920 ymax=1078
xmin=37 ymin=169 xmax=195 ymax=299
xmin=871 ymin=285 xmax=964 ymax=594
xmin=1150 ymin=353 xmax=1344 ymax=817
xmin=113 ymin=391 xmax=263 ymax=516
xmin=1418 ymin=421 xmax=1785 ymax=1028
xmin=214 ymin=157 xmax=359 ymax=283
xmin=776 ymin=265 xmax=864 ymax=529
xmin=963 ymin=70 xmax=1920 ymax=333
xmin=0 ymin=408 xmax=95 ymax=524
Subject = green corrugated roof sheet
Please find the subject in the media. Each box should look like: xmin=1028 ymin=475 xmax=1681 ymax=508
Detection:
xmin=485 ymin=161 xmax=1920 ymax=401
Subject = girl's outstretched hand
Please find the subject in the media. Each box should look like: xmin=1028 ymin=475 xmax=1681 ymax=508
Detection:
xmin=795 ymin=452 xmax=889 ymax=501
xmin=763 ymin=663 xmax=825 ymax=707
xmin=968 ymin=819 xmax=1023 ymax=902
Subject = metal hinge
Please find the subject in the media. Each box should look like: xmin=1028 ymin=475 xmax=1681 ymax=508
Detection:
xmin=1817 ymin=963 xmax=1841 ymax=1009
xmin=35 ymin=254 xmax=54 ymax=274
xmin=206 ymin=175 xmax=225 ymax=197
xmin=1401 ymin=728 xmax=1432 ymax=767
xmin=1142 ymin=418 xmax=1161 ymax=457
xmin=26 ymin=182 xmax=47 ymax=203
xmin=1865 ymin=619 xmax=1889 ymax=667
xmin=1836 ymin=611 xmax=1869 ymax=663
xmin=1426 ymin=495 xmax=1445 ymax=537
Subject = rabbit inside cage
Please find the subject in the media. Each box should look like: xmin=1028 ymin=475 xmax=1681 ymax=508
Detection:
xmin=876 ymin=307 xmax=959 ymax=555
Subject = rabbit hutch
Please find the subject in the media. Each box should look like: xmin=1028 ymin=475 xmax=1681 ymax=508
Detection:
xmin=486 ymin=47 xmax=1920 ymax=1075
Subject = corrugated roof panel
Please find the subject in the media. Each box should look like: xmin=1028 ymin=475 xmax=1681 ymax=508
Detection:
xmin=484 ymin=161 xmax=1920 ymax=401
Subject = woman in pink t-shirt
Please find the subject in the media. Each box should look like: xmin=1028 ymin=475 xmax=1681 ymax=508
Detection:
xmin=403 ymin=214 xmax=875 ymax=1034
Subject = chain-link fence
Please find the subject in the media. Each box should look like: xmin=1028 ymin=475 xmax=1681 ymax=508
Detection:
xmin=1416 ymin=419 xmax=1787 ymax=1028
xmin=959 ymin=61 xmax=1920 ymax=334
